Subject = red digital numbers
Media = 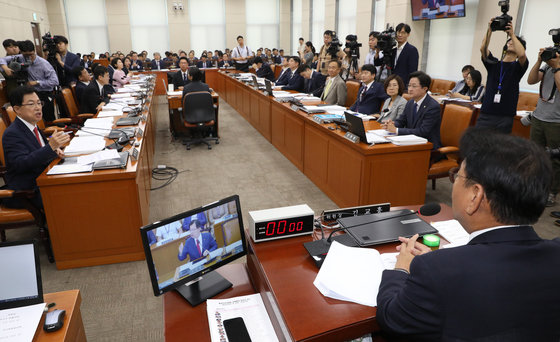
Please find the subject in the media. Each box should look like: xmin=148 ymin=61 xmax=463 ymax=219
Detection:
xmin=264 ymin=220 xmax=303 ymax=236
xmin=265 ymin=222 xmax=275 ymax=236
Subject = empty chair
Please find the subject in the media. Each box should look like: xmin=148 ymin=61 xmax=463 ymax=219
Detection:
xmin=181 ymin=91 xmax=219 ymax=150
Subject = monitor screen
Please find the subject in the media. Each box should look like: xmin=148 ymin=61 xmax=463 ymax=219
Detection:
xmin=0 ymin=241 xmax=43 ymax=310
xmin=141 ymin=195 xmax=246 ymax=297
xmin=411 ymin=0 xmax=466 ymax=21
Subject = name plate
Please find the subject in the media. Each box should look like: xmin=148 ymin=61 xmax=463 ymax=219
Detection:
xmin=344 ymin=132 xmax=360 ymax=144
xmin=141 ymin=114 xmax=147 ymax=122
xmin=313 ymin=116 xmax=323 ymax=124
xmin=290 ymin=104 xmax=301 ymax=112
xmin=136 ymin=127 xmax=144 ymax=138
xmin=129 ymin=148 xmax=140 ymax=161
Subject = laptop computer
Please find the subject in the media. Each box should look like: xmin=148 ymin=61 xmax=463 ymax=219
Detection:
xmin=93 ymin=151 xmax=129 ymax=170
xmin=0 ymin=240 xmax=43 ymax=310
xmin=344 ymin=113 xmax=389 ymax=144
xmin=251 ymin=75 xmax=266 ymax=90
xmin=264 ymin=79 xmax=273 ymax=94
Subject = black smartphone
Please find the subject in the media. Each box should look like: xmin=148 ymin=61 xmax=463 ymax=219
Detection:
xmin=223 ymin=317 xmax=252 ymax=342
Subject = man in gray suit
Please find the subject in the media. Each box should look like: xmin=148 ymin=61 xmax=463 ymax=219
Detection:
xmin=320 ymin=60 xmax=347 ymax=106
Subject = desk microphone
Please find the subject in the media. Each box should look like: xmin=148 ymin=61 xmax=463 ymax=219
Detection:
xmin=55 ymin=123 xmax=133 ymax=151
xmin=303 ymin=202 xmax=442 ymax=268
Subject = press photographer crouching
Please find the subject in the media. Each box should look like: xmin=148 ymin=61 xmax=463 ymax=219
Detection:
xmin=0 ymin=40 xmax=59 ymax=122
xmin=527 ymin=28 xmax=560 ymax=207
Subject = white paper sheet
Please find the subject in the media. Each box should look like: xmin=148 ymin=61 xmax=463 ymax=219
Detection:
xmin=47 ymin=163 xmax=93 ymax=175
xmin=97 ymin=111 xmax=124 ymax=118
xmin=64 ymin=136 xmax=106 ymax=156
xmin=387 ymin=135 xmax=428 ymax=146
xmin=76 ymin=149 xmax=120 ymax=165
xmin=432 ymin=219 xmax=469 ymax=248
xmin=0 ymin=303 xmax=46 ymax=342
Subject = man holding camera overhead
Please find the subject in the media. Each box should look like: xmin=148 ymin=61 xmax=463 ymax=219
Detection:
xmin=477 ymin=6 xmax=528 ymax=134
xmin=527 ymin=29 xmax=560 ymax=207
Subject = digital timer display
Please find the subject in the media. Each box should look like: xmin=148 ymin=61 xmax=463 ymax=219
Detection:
xmin=248 ymin=204 xmax=315 ymax=243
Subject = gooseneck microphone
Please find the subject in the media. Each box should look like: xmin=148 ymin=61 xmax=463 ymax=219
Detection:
xmin=418 ymin=202 xmax=441 ymax=216
xmin=54 ymin=123 xmax=133 ymax=151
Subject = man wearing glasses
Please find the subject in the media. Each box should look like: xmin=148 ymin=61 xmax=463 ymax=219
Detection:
xmin=2 ymin=86 xmax=70 ymax=209
xmin=377 ymin=128 xmax=560 ymax=340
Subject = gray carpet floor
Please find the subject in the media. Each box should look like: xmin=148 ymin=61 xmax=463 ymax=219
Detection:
xmin=7 ymin=95 xmax=560 ymax=341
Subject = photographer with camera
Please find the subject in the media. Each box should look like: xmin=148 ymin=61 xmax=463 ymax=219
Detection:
xmin=316 ymin=30 xmax=344 ymax=76
xmin=2 ymin=39 xmax=20 ymax=96
xmin=341 ymin=35 xmax=362 ymax=81
xmin=477 ymin=1 xmax=528 ymax=134
xmin=0 ymin=40 xmax=59 ymax=122
xmin=526 ymin=29 xmax=560 ymax=207
xmin=54 ymin=35 xmax=80 ymax=87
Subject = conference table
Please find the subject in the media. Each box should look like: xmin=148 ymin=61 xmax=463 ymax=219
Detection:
xmin=36 ymin=79 xmax=156 ymax=269
xmin=34 ymin=290 xmax=87 ymax=342
xmin=206 ymin=69 xmax=433 ymax=208
xmin=164 ymin=204 xmax=453 ymax=341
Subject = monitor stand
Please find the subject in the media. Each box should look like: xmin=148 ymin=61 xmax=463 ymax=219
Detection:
xmin=175 ymin=270 xmax=233 ymax=306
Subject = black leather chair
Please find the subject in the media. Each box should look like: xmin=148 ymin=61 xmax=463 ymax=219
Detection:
xmin=182 ymin=91 xmax=219 ymax=150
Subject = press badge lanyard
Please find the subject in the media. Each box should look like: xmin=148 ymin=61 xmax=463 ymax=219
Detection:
xmin=495 ymin=61 xmax=506 ymax=103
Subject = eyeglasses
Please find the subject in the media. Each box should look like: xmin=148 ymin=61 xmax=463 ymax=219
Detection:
xmin=20 ymin=101 xmax=44 ymax=107
xmin=449 ymin=167 xmax=467 ymax=184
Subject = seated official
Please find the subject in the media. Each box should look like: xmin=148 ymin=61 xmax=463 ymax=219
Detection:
xmin=377 ymin=74 xmax=407 ymax=123
xmin=129 ymin=52 xmax=143 ymax=71
xmin=450 ymin=64 xmax=475 ymax=93
xmin=2 ymin=86 xmax=70 ymax=209
xmin=178 ymin=219 xmax=217 ymax=261
xmin=280 ymin=56 xmax=304 ymax=92
xmin=182 ymin=67 xmax=210 ymax=98
xmin=274 ymin=57 xmax=291 ymax=86
xmin=382 ymin=71 xmax=442 ymax=150
xmin=218 ymin=53 xmax=233 ymax=68
xmin=111 ymin=58 xmax=130 ymax=89
xmin=253 ymin=57 xmax=275 ymax=81
xmin=298 ymin=64 xmax=326 ymax=98
xmin=80 ymin=66 xmax=113 ymax=114
xmin=151 ymin=52 xmax=164 ymax=70
xmin=377 ymin=128 xmax=560 ymax=340
xmin=196 ymin=54 xmax=213 ymax=69
xmin=320 ymin=60 xmax=347 ymax=106
xmin=182 ymin=213 xmax=208 ymax=232
xmin=72 ymin=66 xmax=91 ymax=106
xmin=171 ymin=57 xmax=191 ymax=89
xmin=449 ymin=69 xmax=485 ymax=102
xmin=349 ymin=64 xmax=388 ymax=115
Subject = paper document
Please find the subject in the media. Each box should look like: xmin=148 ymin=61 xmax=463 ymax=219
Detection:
xmin=47 ymin=163 xmax=93 ymax=175
xmin=368 ymin=129 xmax=396 ymax=137
xmin=473 ymin=104 xmax=482 ymax=109
xmin=76 ymin=149 xmax=120 ymax=165
xmin=64 ymin=136 xmax=106 ymax=156
xmin=432 ymin=220 xmax=469 ymax=248
xmin=167 ymin=90 xmax=183 ymax=96
xmin=516 ymin=110 xmax=532 ymax=117
xmin=117 ymin=87 xmax=136 ymax=93
xmin=365 ymin=132 xmax=389 ymax=144
xmin=206 ymin=294 xmax=278 ymax=342
xmin=387 ymin=135 xmax=427 ymax=146
xmin=314 ymin=241 xmax=392 ymax=307
xmin=110 ymin=93 xmax=133 ymax=99
xmin=83 ymin=117 xmax=114 ymax=129
xmin=102 ymin=103 xmax=126 ymax=110
xmin=74 ymin=128 xmax=110 ymax=137
xmin=320 ymin=105 xmax=347 ymax=115
xmin=0 ymin=303 xmax=46 ymax=342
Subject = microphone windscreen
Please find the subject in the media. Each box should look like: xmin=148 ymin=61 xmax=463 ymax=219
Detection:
xmin=419 ymin=202 xmax=441 ymax=216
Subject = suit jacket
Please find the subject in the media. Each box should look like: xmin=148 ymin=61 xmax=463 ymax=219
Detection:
xmin=2 ymin=117 xmax=57 ymax=191
xmin=182 ymin=80 xmax=210 ymax=98
xmin=75 ymin=81 xmax=88 ymax=106
xmin=112 ymin=69 xmax=130 ymax=89
xmin=377 ymin=226 xmax=560 ymax=341
xmin=129 ymin=59 xmax=143 ymax=71
xmin=275 ymin=68 xmax=291 ymax=86
xmin=218 ymin=60 xmax=233 ymax=68
xmin=321 ymin=75 xmax=347 ymax=106
xmin=172 ymin=70 xmax=191 ymax=89
xmin=271 ymin=55 xmax=282 ymax=64
xmin=281 ymin=70 xmax=304 ymax=92
xmin=177 ymin=232 xmax=218 ymax=261
xmin=60 ymin=51 xmax=80 ymax=86
xmin=107 ymin=65 xmax=115 ymax=85
xmin=392 ymin=42 xmax=419 ymax=87
xmin=80 ymin=81 xmax=111 ymax=114
xmin=256 ymin=63 xmax=275 ymax=81
xmin=304 ymin=70 xmax=326 ymax=97
xmin=349 ymin=82 xmax=388 ymax=114
xmin=150 ymin=59 xmax=164 ymax=70
xmin=378 ymin=95 xmax=407 ymax=123
xmin=393 ymin=94 xmax=442 ymax=149
xmin=196 ymin=60 xmax=213 ymax=68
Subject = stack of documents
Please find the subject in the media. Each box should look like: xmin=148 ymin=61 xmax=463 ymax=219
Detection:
xmin=76 ymin=149 xmax=121 ymax=165
xmin=83 ymin=117 xmax=114 ymax=129
xmin=97 ymin=111 xmax=124 ymax=118
xmin=431 ymin=220 xmax=469 ymax=248
xmin=320 ymin=105 xmax=347 ymax=115
xmin=368 ymin=129 xmax=395 ymax=137
xmin=64 ymin=136 xmax=106 ymax=156
xmin=273 ymin=91 xmax=294 ymax=98
xmin=47 ymin=163 xmax=93 ymax=175
xmin=302 ymin=105 xmax=326 ymax=114
xmin=387 ymin=135 xmax=428 ymax=146
xmin=0 ymin=303 xmax=46 ymax=341
xmin=102 ymin=102 xmax=126 ymax=111
xmin=167 ymin=90 xmax=183 ymax=96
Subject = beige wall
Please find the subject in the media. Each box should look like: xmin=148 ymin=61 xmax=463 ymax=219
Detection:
xmin=168 ymin=1 xmax=189 ymax=52
xmin=225 ymin=0 xmax=246 ymax=49
xmin=106 ymin=0 xmax=132 ymax=53
xmin=0 ymin=0 xmax=51 ymax=46
xmin=279 ymin=0 xmax=291 ymax=52
xmin=302 ymin=0 xmax=311 ymax=42
xmin=356 ymin=0 xmax=373 ymax=66
xmin=45 ymin=0 xmax=67 ymax=39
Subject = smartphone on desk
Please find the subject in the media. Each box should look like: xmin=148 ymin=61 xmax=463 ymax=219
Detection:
xmin=223 ymin=317 xmax=252 ymax=342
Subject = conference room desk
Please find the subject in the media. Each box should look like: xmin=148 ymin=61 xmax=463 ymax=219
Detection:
xmin=36 ymin=90 xmax=156 ymax=269
xmin=217 ymin=71 xmax=432 ymax=208
xmin=34 ymin=290 xmax=87 ymax=342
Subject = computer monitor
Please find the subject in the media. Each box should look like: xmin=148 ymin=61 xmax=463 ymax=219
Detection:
xmin=0 ymin=240 xmax=43 ymax=310
xmin=140 ymin=195 xmax=246 ymax=306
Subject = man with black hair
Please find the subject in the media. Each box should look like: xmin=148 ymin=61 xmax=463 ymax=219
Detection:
xmin=182 ymin=66 xmax=211 ymax=98
xmin=196 ymin=54 xmax=213 ymax=69
xmin=171 ymin=57 xmax=191 ymax=89
xmin=54 ymin=35 xmax=80 ymax=86
xmin=271 ymin=48 xmax=282 ymax=64
xmin=3 ymin=39 xmax=19 ymax=56
xmin=73 ymin=66 xmax=91 ymax=106
xmin=364 ymin=31 xmax=382 ymax=69
xmin=2 ymin=86 xmax=70 ymax=209
xmin=478 ymin=18 xmax=528 ymax=134
xmin=349 ymin=64 xmax=388 ymax=115
xmin=317 ymin=30 xmax=344 ymax=76
xmin=450 ymin=64 xmax=475 ymax=93
xmin=0 ymin=40 xmax=59 ymax=121
xmin=80 ymin=66 xmax=112 ymax=114
xmin=382 ymin=71 xmax=441 ymax=150
xmin=231 ymin=35 xmax=253 ymax=72
xmin=392 ymin=23 xmax=419 ymax=88
xmin=253 ymin=57 xmax=275 ymax=81
xmin=298 ymin=64 xmax=326 ymax=97
xmin=377 ymin=128 xmax=560 ymax=340
xmin=298 ymin=37 xmax=305 ymax=59
xmin=279 ymin=56 xmax=304 ymax=92
xmin=129 ymin=52 xmax=143 ymax=71
xmin=274 ymin=57 xmax=291 ymax=86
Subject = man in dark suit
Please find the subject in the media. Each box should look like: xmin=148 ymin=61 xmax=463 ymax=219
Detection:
xmin=177 ymin=219 xmax=217 ymax=261
xmin=80 ymin=66 xmax=112 ymax=114
xmin=150 ymin=52 xmax=164 ymax=70
xmin=54 ymin=35 xmax=80 ymax=86
xmin=377 ymin=128 xmax=560 ymax=340
xmin=218 ymin=53 xmax=233 ymax=68
xmin=383 ymin=71 xmax=441 ymax=149
xmin=196 ymin=54 xmax=213 ymax=69
xmin=349 ymin=64 xmax=388 ymax=114
xmin=274 ymin=57 xmax=291 ymax=86
xmin=72 ymin=66 xmax=91 ymax=106
xmin=182 ymin=67 xmax=210 ymax=97
xmin=171 ymin=57 xmax=191 ymax=89
xmin=280 ymin=56 xmax=304 ymax=92
xmin=2 ymin=86 xmax=70 ymax=208
xmin=392 ymin=23 xmax=419 ymax=88
xmin=129 ymin=52 xmax=143 ymax=71
xmin=298 ymin=64 xmax=325 ymax=97
xmin=271 ymin=48 xmax=282 ymax=64
xmin=253 ymin=57 xmax=275 ymax=81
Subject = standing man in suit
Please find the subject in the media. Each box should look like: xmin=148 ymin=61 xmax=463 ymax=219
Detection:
xmin=171 ymin=57 xmax=191 ymax=89
xmin=54 ymin=35 xmax=80 ymax=86
xmin=182 ymin=67 xmax=210 ymax=97
xmin=2 ymin=86 xmax=70 ymax=209
xmin=231 ymin=35 xmax=253 ymax=72
xmin=253 ymin=57 xmax=275 ymax=81
xmin=280 ymin=56 xmax=305 ymax=92
xmin=177 ymin=219 xmax=218 ymax=262
xmin=72 ymin=66 xmax=91 ymax=106
xmin=151 ymin=52 xmax=164 ymax=70
xmin=392 ymin=23 xmax=419 ymax=89
xmin=320 ymin=60 xmax=347 ymax=106
xmin=298 ymin=64 xmax=326 ymax=97
xmin=129 ymin=52 xmax=143 ymax=71
xmin=383 ymin=71 xmax=441 ymax=150
xmin=349 ymin=64 xmax=388 ymax=115
xmin=80 ymin=66 xmax=111 ymax=114
xmin=377 ymin=128 xmax=560 ymax=340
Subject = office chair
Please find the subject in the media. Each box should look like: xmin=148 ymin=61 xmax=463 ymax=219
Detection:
xmin=60 ymin=88 xmax=95 ymax=125
xmin=1 ymin=104 xmax=62 ymax=136
xmin=428 ymin=104 xmax=474 ymax=189
xmin=0 ymin=119 xmax=55 ymax=262
xmin=430 ymin=79 xmax=456 ymax=95
xmin=181 ymin=91 xmax=219 ymax=150
xmin=345 ymin=80 xmax=361 ymax=108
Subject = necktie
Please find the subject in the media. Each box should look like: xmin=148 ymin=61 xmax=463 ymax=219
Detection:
xmin=412 ymin=103 xmax=419 ymax=123
xmin=183 ymin=73 xmax=187 ymax=82
xmin=360 ymin=86 xmax=367 ymax=101
xmin=33 ymin=127 xmax=42 ymax=146
xmin=196 ymin=239 xmax=202 ymax=257
xmin=323 ymin=79 xmax=333 ymax=100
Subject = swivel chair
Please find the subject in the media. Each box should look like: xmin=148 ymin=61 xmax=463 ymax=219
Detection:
xmin=181 ymin=91 xmax=219 ymax=150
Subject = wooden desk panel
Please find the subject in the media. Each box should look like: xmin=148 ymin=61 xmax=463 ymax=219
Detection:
xmin=35 ymin=290 xmax=86 ymax=342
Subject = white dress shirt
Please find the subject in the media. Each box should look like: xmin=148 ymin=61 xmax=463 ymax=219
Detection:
xmin=17 ymin=116 xmax=45 ymax=147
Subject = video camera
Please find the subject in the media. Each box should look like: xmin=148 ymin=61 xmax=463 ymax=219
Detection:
xmin=490 ymin=0 xmax=512 ymax=32
xmin=345 ymin=35 xmax=362 ymax=59
xmin=7 ymin=58 xmax=30 ymax=86
xmin=376 ymin=27 xmax=397 ymax=66
xmin=327 ymin=32 xmax=342 ymax=59
xmin=541 ymin=28 xmax=560 ymax=62
xmin=41 ymin=33 xmax=58 ymax=62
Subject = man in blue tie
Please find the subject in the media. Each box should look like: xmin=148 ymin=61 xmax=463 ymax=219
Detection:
xmin=178 ymin=219 xmax=217 ymax=261
xmin=349 ymin=64 xmax=388 ymax=115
